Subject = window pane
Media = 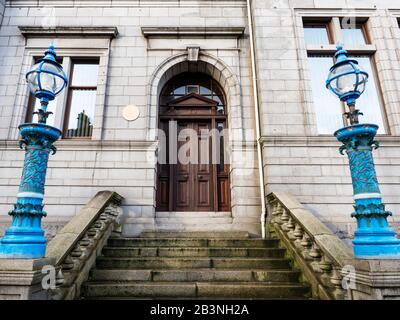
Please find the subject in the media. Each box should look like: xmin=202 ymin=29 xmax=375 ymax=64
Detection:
xmin=200 ymin=85 xmax=211 ymax=95
xmin=71 ymin=63 xmax=99 ymax=86
xmin=349 ymin=56 xmax=385 ymax=133
xmin=65 ymin=90 xmax=96 ymax=138
xmin=341 ymin=26 xmax=367 ymax=45
xmin=304 ymin=26 xmax=330 ymax=45
xmin=32 ymin=97 xmax=58 ymax=128
xmin=173 ymin=86 xmax=185 ymax=95
xmin=308 ymin=56 xmax=344 ymax=134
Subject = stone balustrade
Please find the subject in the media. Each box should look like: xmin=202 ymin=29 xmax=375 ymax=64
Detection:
xmin=267 ymin=192 xmax=353 ymax=300
xmin=46 ymin=190 xmax=123 ymax=300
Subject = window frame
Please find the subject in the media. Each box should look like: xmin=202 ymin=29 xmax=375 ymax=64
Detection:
xmin=62 ymin=58 xmax=100 ymax=139
xmin=302 ymin=16 xmax=389 ymax=135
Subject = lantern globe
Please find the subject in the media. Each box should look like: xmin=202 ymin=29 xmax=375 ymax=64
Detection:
xmin=25 ymin=44 xmax=67 ymax=102
xmin=326 ymin=44 xmax=368 ymax=105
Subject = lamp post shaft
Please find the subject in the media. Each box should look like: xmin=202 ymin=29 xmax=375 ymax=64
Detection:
xmin=0 ymin=44 xmax=66 ymax=259
xmin=335 ymin=124 xmax=400 ymax=258
xmin=0 ymin=124 xmax=61 ymax=258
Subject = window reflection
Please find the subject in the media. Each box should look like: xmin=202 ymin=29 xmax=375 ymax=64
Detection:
xmin=349 ymin=55 xmax=385 ymax=133
xmin=308 ymin=55 xmax=343 ymax=134
xmin=64 ymin=60 xmax=99 ymax=138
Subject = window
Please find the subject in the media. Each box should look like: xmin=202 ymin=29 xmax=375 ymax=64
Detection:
xmin=64 ymin=59 xmax=99 ymax=138
xmin=303 ymin=17 xmax=387 ymax=134
xmin=26 ymin=56 xmax=100 ymax=138
xmin=350 ymin=55 xmax=385 ymax=130
xmin=303 ymin=22 xmax=332 ymax=45
xmin=307 ymin=55 xmax=343 ymax=134
xmin=340 ymin=18 xmax=369 ymax=45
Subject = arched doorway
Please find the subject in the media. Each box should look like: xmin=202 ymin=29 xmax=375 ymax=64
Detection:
xmin=156 ymin=72 xmax=231 ymax=212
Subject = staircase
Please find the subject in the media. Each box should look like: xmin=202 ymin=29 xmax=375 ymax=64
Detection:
xmin=81 ymin=232 xmax=311 ymax=299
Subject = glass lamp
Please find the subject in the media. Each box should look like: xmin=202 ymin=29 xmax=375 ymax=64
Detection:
xmin=326 ymin=44 xmax=368 ymax=125
xmin=25 ymin=44 xmax=68 ymax=124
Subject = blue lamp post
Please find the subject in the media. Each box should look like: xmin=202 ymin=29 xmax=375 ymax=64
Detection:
xmin=0 ymin=44 xmax=67 ymax=259
xmin=326 ymin=44 xmax=400 ymax=258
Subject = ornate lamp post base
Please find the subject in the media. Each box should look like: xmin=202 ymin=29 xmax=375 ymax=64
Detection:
xmin=0 ymin=123 xmax=61 ymax=259
xmin=335 ymin=124 xmax=400 ymax=259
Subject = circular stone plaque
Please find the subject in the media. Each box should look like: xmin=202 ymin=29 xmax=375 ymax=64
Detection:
xmin=122 ymin=105 xmax=140 ymax=121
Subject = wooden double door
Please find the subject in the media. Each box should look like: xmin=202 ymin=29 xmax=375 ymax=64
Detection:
xmin=156 ymin=93 xmax=230 ymax=212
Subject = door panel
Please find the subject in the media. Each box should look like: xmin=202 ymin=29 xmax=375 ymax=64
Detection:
xmin=175 ymin=121 xmax=193 ymax=210
xmin=156 ymin=120 xmax=170 ymax=211
xmin=193 ymin=122 xmax=213 ymax=210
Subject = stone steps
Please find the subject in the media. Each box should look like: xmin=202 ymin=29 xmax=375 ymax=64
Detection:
xmin=102 ymin=247 xmax=286 ymax=258
xmin=107 ymin=238 xmax=280 ymax=248
xmin=96 ymin=257 xmax=292 ymax=269
xmin=82 ymin=281 xmax=310 ymax=299
xmin=90 ymin=269 xmax=301 ymax=283
xmin=81 ymin=234 xmax=310 ymax=299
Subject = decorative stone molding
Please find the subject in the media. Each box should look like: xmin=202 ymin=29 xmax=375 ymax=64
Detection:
xmin=260 ymin=135 xmax=400 ymax=147
xmin=7 ymin=0 xmax=246 ymax=8
xmin=0 ymin=139 xmax=158 ymax=151
xmin=187 ymin=46 xmax=200 ymax=62
xmin=46 ymin=190 xmax=123 ymax=300
xmin=18 ymin=26 xmax=119 ymax=38
xmin=267 ymin=192 xmax=353 ymax=300
xmin=141 ymin=26 xmax=245 ymax=38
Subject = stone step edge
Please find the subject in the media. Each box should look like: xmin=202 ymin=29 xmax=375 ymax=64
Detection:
xmin=96 ymin=257 xmax=290 ymax=261
xmin=90 ymin=268 xmax=299 ymax=273
xmin=138 ymin=231 xmax=250 ymax=238
xmin=102 ymin=246 xmax=285 ymax=250
xmin=84 ymin=281 xmax=309 ymax=287
xmin=109 ymin=237 xmax=266 ymax=240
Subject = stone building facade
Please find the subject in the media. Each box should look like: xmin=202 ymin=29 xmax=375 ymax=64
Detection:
xmin=0 ymin=0 xmax=399 ymax=242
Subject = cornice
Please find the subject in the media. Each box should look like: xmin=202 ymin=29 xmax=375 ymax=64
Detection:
xmin=18 ymin=26 xmax=119 ymax=38
xmin=141 ymin=26 xmax=245 ymax=38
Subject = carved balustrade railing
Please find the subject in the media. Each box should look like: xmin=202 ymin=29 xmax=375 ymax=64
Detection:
xmin=46 ymin=190 xmax=123 ymax=300
xmin=267 ymin=192 xmax=353 ymax=300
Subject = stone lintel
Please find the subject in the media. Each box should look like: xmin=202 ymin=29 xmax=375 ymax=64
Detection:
xmin=141 ymin=26 xmax=245 ymax=38
xmin=18 ymin=26 xmax=119 ymax=38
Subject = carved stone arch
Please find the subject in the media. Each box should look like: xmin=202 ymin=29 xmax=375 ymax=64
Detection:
xmin=146 ymin=52 xmax=242 ymax=140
